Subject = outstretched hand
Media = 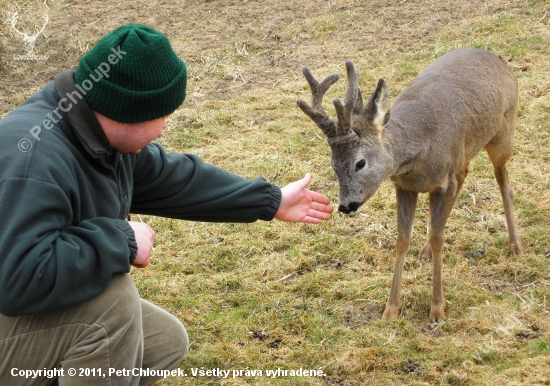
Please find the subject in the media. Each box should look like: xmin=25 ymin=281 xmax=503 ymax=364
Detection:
xmin=275 ymin=173 xmax=333 ymax=224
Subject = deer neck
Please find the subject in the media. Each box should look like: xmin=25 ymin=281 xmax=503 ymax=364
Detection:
xmin=384 ymin=117 xmax=424 ymax=178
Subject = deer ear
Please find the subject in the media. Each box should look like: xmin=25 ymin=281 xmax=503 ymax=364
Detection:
xmin=364 ymin=79 xmax=390 ymax=131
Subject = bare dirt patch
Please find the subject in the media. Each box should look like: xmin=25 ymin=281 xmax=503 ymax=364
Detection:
xmin=0 ymin=0 xmax=537 ymax=113
xmin=343 ymin=304 xmax=383 ymax=328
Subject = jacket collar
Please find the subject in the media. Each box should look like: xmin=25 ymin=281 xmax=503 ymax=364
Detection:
xmin=53 ymin=70 xmax=113 ymax=162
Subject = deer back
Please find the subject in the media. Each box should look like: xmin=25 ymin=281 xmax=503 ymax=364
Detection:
xmin=387 ymin=48 xmax=518 ymax=193
xmin=298 ymin=48 xmax=518 ymax=213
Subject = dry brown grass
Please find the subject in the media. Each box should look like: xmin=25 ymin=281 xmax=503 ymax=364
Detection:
xmin=1 ymin=0 xmax=550 ymax=384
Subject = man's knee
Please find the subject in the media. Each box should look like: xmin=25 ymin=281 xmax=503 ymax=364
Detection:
xmin=89 ymin=274 xmax=142 ymax=325
xmin=173 ymin=318 xmax=189 ymax=361
xmin=63 ymin=274 xmax=144 ymax=368
xmin=141 ymin=300 xmax=188 ymax=371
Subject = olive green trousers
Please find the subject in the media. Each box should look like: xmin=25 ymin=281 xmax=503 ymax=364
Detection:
xmin=0 ymin=274 xmax=188 ymax=386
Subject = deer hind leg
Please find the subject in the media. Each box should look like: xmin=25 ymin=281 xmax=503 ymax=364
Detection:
xmin=383 ymin=188 xmax=418 ymax=319
xmin=418 ymin=241 xmax=432 ymax=260
xmin=428 ymin=166 xmax=468 ymax=322
xmin=485 ymin=143 xmax=522 ymax=255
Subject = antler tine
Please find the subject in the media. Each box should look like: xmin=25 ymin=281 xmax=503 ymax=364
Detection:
xmin=10 ymin=13 xmax=27 ymax=38
xmin=332 ymin=60 xmax=363 ymax=136
xmin=35 ymin=14 xmax=49 ymax=36
xmin=297 ymin=66 xmax=340 ymax=138
xmin=344 ymin=60 xmax=360 ymax=109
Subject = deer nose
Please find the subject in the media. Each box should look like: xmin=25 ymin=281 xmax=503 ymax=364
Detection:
xmin=338 ymin=202 xmax=361 ymax=214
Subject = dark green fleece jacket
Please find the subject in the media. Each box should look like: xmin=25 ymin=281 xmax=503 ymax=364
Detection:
xmin=0 ymin=70 xmax=281 ymax=317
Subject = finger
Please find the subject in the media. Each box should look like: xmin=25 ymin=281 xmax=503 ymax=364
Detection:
xmin=301 ymin=216 xmax=322 ymax=224
xmin=306 ymin=190 xmax=331 ymax=205
xmin=133 ymin=255 xmax=150 ymax=269
xmin=307 ymin=204 xmax=333 ymax=217
xmin=308 ymin=209 xmax=332 ymax=220
xmin=310 ymin=201 xmax=333 ymax=213
xmin=147 ymin=225 xmax=156 ymax=238
xmin=295 ymin=173 xmax=312 ymax=189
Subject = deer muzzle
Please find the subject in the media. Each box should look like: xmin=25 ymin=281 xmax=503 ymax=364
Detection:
xmin=338 ymin=202 xmax=362 ymax=215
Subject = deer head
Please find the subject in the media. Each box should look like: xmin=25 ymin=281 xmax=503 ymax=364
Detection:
xmin=11 ymin=12 xmax=49 ymax=55
xmin=297 ymin=61 xmax=394 ymax=214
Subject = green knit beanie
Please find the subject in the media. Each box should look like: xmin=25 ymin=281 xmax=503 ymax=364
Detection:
xmin=75 ymin=24 xmax=187 ymax=123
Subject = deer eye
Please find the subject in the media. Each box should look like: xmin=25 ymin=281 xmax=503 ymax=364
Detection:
xmin=356 ymin=159 xmax=366 ymax=171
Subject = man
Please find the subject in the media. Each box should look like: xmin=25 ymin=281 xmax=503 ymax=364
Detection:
xmin=0 ymin=24 xmax=332 ymax=385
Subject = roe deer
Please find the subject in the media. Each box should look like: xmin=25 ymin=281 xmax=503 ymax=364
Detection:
xmin=297 ymin=48 xmax=522 ymax=322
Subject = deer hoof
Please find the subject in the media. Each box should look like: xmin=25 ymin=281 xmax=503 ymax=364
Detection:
xmin=418 ymin=241 xmax=432 ymax=260
xmin=382 ymin=305 xmax=400 ymax=319
xmin=429 ymin=306 xmax=446 ymax=323
xmin=509 ymin=242 xmax=523 ymax=256
xmin=429 ymin=317 xmax=445 ymax=324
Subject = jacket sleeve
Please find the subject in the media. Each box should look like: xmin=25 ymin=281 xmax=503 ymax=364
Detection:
xmin=0 ymin=178 xmax=138 ymax=317
xmin=131 ymin=143 xmax=282 ymax=222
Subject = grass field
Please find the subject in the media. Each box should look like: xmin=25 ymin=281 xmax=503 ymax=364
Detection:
xmin=1 ymin=0 xmax=550 ymax=384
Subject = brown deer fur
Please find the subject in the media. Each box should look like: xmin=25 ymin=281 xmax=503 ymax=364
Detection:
xmin=297 ymin=48 xmax=522 ymax=322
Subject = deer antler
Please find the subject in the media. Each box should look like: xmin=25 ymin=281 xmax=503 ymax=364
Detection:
xmin=11 ymin=12 xmax=49 ymax=54
xmin=332 ymin=60 xmax=363 ymax=136
xmin=297 ymin=66 xmax=340 ymax=138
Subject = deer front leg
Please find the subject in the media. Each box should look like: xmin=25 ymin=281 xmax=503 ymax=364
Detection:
xmin=428 ymin=188 xmax=451 ymax=323
xmin=428 ymin=168 xmax=467 ymax=322
xmin=383 ymin=188 xmax=418 ymax=319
